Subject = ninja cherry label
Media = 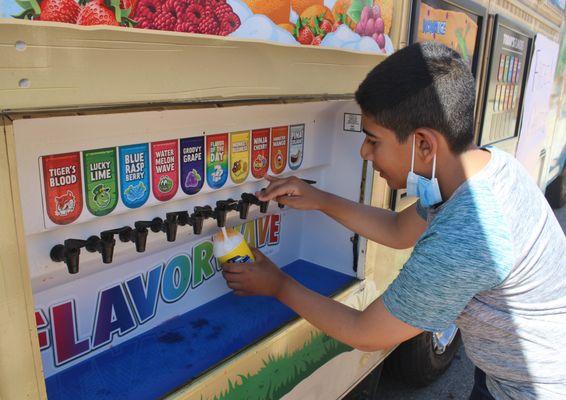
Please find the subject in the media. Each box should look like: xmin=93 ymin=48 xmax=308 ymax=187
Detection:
xmin=251 ymin=129 xmax=270 ymax=179
xmin=42 ymin=152 xmax=83 ymax=225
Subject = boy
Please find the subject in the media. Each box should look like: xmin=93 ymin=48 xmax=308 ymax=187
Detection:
xmin=221 ymin=42 xmax=566 ymax=399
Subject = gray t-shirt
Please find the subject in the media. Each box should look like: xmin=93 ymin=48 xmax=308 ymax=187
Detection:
xmin=383 ymin=148 xmax=566 ymax=399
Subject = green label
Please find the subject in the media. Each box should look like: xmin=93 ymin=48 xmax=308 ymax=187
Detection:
xmin=83 ymin=148 xmax=118 ymax=216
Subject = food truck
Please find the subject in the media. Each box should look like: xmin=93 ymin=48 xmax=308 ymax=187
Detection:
xmin=0 ymin=0 xmax=564 ymax=399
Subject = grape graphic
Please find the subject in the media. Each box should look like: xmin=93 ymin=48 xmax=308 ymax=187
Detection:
xmin=185 ymin=168 xmax=202 ymax=188
xmin=354 ymin=4 xmax=386 ymax=50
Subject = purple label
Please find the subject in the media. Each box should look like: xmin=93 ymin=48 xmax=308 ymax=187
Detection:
xmin=180 ymin=137 xmax=204 ymax=195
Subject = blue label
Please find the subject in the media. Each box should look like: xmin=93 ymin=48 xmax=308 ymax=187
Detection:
xmin=226 ymin=255 xmax=251 ymax=264
xmin=119 ymin=143 xmax=150 ymax=208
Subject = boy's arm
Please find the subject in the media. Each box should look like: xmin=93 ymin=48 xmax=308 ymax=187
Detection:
xmin=222 ymin=249 xmax=422 ymax=351
xmin=320 ymin=192 xmax=427 ymax=249
xmin=257 ymin=176 xmax=427 ymax=249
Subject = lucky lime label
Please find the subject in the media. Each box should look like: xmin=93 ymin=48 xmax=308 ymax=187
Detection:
xmin=270 ymin=126 xmax=288 ymax=175
xmin=42 ymin=152 xmax=83 ymax=225
xmin=230 ymin=131 xmax=250 ymax=184
xmin=251 ymin=128 xmax=270 ymax=179
xmin=83 ymin=148 xmax=118 ymax=217
xmin=288 ymin=124 xmax=305 ymax=170
xmin=180 ymin=137 xmax=204 ymax=195
xmin=119 ymin=143 xmax=150 ymax=209
xmin=206 ymin=133 xmax=228 ymax=189
xmin=151 ymin=140 xmax=179 ymax=201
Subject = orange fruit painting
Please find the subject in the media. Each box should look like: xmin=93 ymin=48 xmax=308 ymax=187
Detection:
xmin=291 ymin=0 xmax=322 ymax=15
xmin=242 ymin=0 xmax=291 ymax=25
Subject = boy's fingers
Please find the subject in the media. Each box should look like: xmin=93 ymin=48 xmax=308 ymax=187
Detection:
xmin=265 ymin=175 xmax=280 ymax=182
xmin=275 ymin=195 xmax=301 ymax=207
xmin=250 ymin=246 xmax=265 ymax=261
xmin=222 ymin=263 xmax=246 ymax=273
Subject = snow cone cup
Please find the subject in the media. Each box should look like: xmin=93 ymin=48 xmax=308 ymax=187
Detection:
xmin=213 ymin=229 xmax=255 ymax=265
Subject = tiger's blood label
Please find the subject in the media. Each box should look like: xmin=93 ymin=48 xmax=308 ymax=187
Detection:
xmin=206 ymin=133 xmax=228 ymax=189
xmin=270 ymin=126 xmax=288 ymax=175
xmin=83 ymin=148 xmax=118 ymax=216
xmin=251 ymin=129 xmax=270 ymax=179
xmin=288 ymin=124 xmax=305 ymax=170
xmin=119 ymin=143 xmax=150 ymax=209
xmin=230 ymin=131 xmax=250 ymax=184
xmin=151 ymin=140 xmax=179 ymax=202
xmin=180 ymin=137 xmax=204 ymax=195
xmin=42 ymin=152 xmax=83 ymax=225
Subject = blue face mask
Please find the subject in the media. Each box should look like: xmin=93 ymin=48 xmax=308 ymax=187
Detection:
xmin=406 ymin=135 xmax=442 ymax=208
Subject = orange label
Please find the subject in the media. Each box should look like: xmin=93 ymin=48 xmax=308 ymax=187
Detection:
xmin=270 ymin=126 xmax=288 ymax=175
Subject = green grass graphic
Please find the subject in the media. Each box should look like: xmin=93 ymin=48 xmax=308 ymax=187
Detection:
xmin=210 ymin=333 xmax=353 ymax=400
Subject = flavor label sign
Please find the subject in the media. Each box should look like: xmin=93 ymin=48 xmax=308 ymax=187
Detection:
xmin=288 ymin=124 xmax=305 ymax=170
xmin=151 ymin=140 xmax=179 ymax=202
xmin=42 ymin=152 xmax=83 ymax=225
xmin=83 ymin=148 xmax=118 ymax=217
xmin=270 ymin=126 xmax=288 ymax=175
xmin=251 ymin=129 xmax=270 ymax=179
xmin=180 ymin=137 xmax=204 ymax=195
xmin=206 ymin=133 xmax=228 ymax=189
xmin=230 ymin=131 xmax=250 ymax=184
xmin=119 ymin=143 xmax=150 ymax=209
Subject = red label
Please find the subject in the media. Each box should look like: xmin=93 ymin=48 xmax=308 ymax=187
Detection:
xmin=151 ymin=140 xmax=179 ymax=202
xmin=42 ymin=152 xmax=83 ymax=225
xmin=251 ymin=129 xmax=270 ymax=179
xmin=270 ymin=126 xmax=288 ymax=175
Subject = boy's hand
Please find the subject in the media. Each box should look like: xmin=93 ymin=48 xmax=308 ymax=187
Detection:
xmin=221 ymin=247 xmax=291 ymax=297
xmin=256 ymin=175 xmax=327 ymax=211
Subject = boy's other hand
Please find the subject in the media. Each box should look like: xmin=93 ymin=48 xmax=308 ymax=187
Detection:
xmin=256 ymin=175 xmax=327 ymax=211
xmin=221 ymin=247 xmax=291 ymax=298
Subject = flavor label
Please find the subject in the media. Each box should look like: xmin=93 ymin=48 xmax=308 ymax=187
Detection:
xmin=151 ymin=140 xmax=179 ymax=202
xmin=230 ymin=131 xmax=250 ymax=184
xmin=83 ymin=148 xmax=118 ymax=217
xmin=251 ymin=129 xmax=270 ymax=179
xmin=42 ymin=152 xmax=83 ymax=225
xmin=180 ymin=137 xmax=204 ymax=195
xmin=497 ymin=54 xmax=505 ymax=81
xmin=288 ymin=124 xmax=305 ymax=170
xmin=270 ymin=126 xmax=288 ymax=175
xmin=206 ymin=133 xmax=228 ymax=189
xmin=119 ymin=143 xmax=150 ymax=209
xmin=512 ymin=56 xmax=519 ymax=83
xmin=506 ymin=55 xmax=514 ymax=83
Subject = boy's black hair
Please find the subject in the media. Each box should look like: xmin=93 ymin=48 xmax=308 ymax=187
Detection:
xmin=355 ymin=41 xmax=476 ymax=154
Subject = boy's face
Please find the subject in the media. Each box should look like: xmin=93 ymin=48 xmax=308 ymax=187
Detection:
xmin=360 ymin=114 xmax=411 ymax=190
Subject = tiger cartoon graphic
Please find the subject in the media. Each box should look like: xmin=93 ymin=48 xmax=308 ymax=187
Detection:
xmin=54 ymin=190 xmax=76 ymax=217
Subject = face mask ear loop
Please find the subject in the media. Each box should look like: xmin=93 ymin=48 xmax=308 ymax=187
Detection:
xmin=411 ymin=134 xmax=416 ymax=172
xmin=432 ymin=152 xmax=437 ymax=179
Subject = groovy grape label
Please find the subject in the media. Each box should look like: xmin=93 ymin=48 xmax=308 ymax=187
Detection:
xmin=151 ymin=140 xmax=179 ymax=201
xmin=270 ymin=126 xmax=288 ymax=175
xmin=83 ymin=148 xmax=118 ymax=217
xmin=230 ymin=131 xmax=250 ymax=184
xmin=206 ymin=133 xmax=228 ymax=189
xmin=180 ymin=137 xmax=204 ymax=195
xmin=288 ymin=124 xmax=305 ymax=170
xmin=42 ymin=152 xmax=83 ymax=225
xmin=251 ymin=129 xmax=270 ymax=179
xmin=119 ymin=143 xmax=150 ymax=209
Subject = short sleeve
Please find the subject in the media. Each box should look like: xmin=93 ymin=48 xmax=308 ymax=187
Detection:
xmin=382 ymin=191 xmax=514 ymax=331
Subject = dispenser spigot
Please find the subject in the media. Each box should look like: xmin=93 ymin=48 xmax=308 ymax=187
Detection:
xmin=119 ymin=222 xmax=151 ymax=252
xmin=50 ymin=238 xmax=88 ymax=274
xmin=241 ymin=192 xmax=269 ymax=214
xmin=191 ymin=206 xmax=214 ymax=234
xmin=153 ymin=215 xmax=178 ymax=242
xmin=213 ymin=199 xmax=240 ymax=227
xmin=85 ymin=233 xmax=116 ymax=264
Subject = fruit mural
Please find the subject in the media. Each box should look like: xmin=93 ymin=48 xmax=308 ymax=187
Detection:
xmin=2 ymin=0 xmax=395 ymax=54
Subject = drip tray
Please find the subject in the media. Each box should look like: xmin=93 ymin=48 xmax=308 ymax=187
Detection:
xmin=45 ymin=260 xmax=357 ymax=400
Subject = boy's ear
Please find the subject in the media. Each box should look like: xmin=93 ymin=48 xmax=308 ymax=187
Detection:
xmin=413 ymin=128 xmax=438 ymax=164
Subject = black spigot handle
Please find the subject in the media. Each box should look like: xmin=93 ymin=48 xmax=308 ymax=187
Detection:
xmin=278 ymin=203 xmax=285 ymax=209
xmin=163 ymin=215 xmax=178 ymax=242
xmin=134 ymin=229 xmax=148 ymax=252
xmin=242 ymin=192 xmax=269 ymax=214
xmin=238 ymin=201 xmax=250 ymax=219
xmin=169 ymin=211 xmax=190 ymax=226
xmin=50 ymin=239 xmax=87 ymax=274
xmin=190 ymin=213 xmax=204 ymax=234
xmin=259 ymin=200 xmax=269 ymax=213
xmin=85 ymin=235 xmax=116 ymax=264
xmin=119 ymin=226 xmax=148 ymax=252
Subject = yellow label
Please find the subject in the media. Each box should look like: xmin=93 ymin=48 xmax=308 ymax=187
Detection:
xmin=230 ymin=131 xmax=250 ymax=184
xmin=217 ymin=239 xmax=255 ymax=265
